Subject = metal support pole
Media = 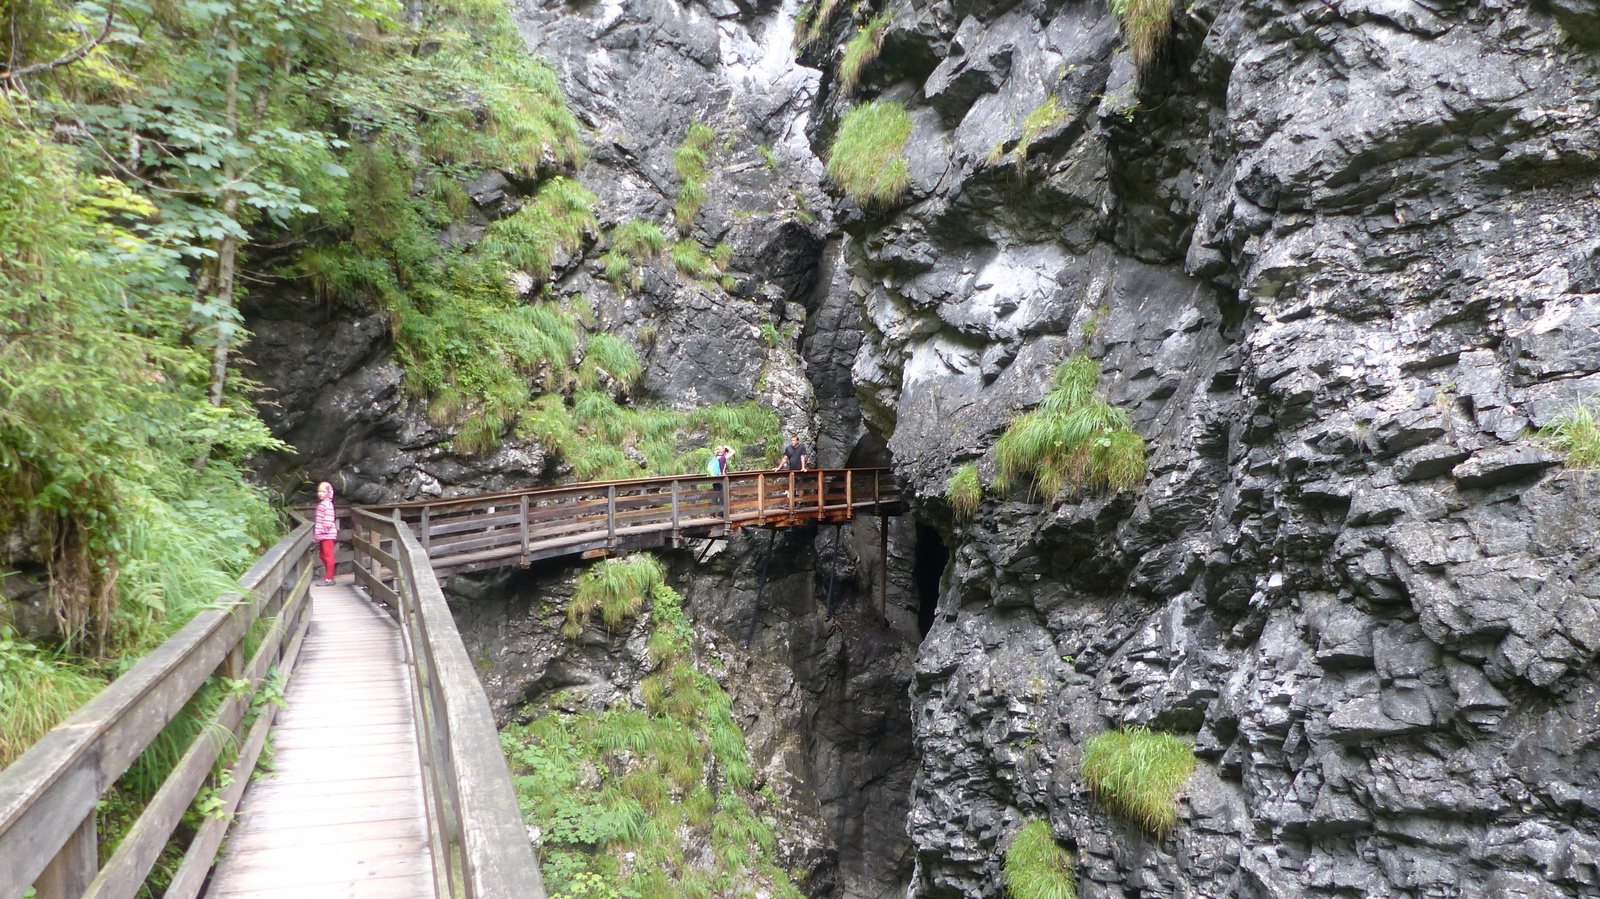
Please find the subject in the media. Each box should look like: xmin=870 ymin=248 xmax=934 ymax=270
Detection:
xmin=824 ymin=524 xmax=842 ymax=620
xmin=744 ymin=529 xmax=777 ymax=649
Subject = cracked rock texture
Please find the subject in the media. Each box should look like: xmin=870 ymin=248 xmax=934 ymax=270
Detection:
xmin=807 ymin=0 xmax=1600 ymax=894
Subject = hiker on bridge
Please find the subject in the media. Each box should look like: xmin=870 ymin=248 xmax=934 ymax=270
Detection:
xmin=775 ymin=435 xmax=809 ymax=472
xmin=314 ymin=481 xmax=338 ymax=585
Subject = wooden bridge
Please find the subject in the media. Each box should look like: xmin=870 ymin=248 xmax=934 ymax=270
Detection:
xmin=0 ymin=467 xmax=900 ymax=899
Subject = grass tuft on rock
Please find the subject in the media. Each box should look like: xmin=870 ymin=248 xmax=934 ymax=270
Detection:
xmin=674 ymin=123 xmax=716 ymax=229
xmin=1016 ymin=95 xmax=1071 ymax=171
xmin=946 ymin=464 xmax=982 ymax=520
xmin=1108 ymin=0 xmax=1173 ymax=72
xmin=577 ymin=333 xmax=643 ymax=392
xmin=839 ymin=12 xmax=893 ymax=93
xmin=1080 ymin=726 xmax=1195 ymax=834
xmin=993 ymin=355 xmax=1147 ymax=499
xmin=601 ymin=219 xmax=668 ymax=289
xmin=826 ymin=100 xmax=912 ymax=205
xmin=1003 ymin=820 xmax=1076 ymax=899
xmin=567 ymin=555 xmax=668 ymax=637
xmin=1540 ymin=405 xmax=1600 ymax=468
xmin=480 ymin=176 xmax=597 ymax=282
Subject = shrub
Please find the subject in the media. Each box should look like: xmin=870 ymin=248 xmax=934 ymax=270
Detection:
xmin=674 ymin=123 xmax=716 ymax=229
xmin=839 ymin=12 xmax=893 ymax=93
xmin=826 ymin=100 xmax=912 ymax=205
xmin=1540 ymin=405 xmax=1600 ymax=468
xmin=1003 ymin=820 xmax=1076 ymax=899
xmin=946 ymin=464 xmax=982 ymax=520
xmin=1080 ymin=726 xmax=1195 ymax=834
xmin=993 ymin=355 xmax=1147 ymax=499
xmin=1108 ymin=0 xmax=1174 ymax=72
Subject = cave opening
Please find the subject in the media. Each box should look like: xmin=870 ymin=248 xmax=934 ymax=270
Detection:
xmin=913 ymin=524 xmax=947 ymax=640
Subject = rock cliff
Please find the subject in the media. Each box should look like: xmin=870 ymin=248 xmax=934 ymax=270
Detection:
xmin=807 ymin=0 xmax=1600 ymax=895
xmin=237 ymin=0 xmax=1600 ymax=893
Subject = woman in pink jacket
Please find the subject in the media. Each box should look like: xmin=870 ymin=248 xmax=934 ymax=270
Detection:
xmin=314 ymin=481 xmax=338 ymax=585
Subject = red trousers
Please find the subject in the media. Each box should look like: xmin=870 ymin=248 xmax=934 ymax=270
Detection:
xmin=319 ymin=539 xmax=336 ymax=579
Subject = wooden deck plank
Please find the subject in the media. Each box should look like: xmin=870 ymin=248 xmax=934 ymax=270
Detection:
xmin=202 ymin=582 xmax=435 ymax=898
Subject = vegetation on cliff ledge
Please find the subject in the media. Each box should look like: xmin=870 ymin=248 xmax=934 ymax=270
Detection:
xmin=1003 ymin=820 xmax=1077 ymax=899
xmin=1081 ymin=726 xmax=1195 ymax=834
xmin=994 ymin=355 xmax=1147 ymax=500
xmin=504 ymin=556 xmax=803 ymax=899
xmin=827 ymin=100 xmax=912 ymax=205
xmin=1540 ymin=405 xmax=1600 ymax=468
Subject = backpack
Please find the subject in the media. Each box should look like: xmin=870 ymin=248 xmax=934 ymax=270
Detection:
xmin=706 ymin=454 xmax=722 ymax=477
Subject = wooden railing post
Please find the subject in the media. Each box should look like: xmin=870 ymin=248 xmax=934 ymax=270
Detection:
xmin=846 ymin=469 xmax=853 ymax=515
xmin=35 ymin=814 xmax=95 ymax=899
xmin=816 ymin=470 xmax=824 ymax=519
xmin=606 ymin=485 xmax=616 ymax=548
xmin=757 ymin=473 xmax=765 ymax=523
xmin=787 ymin=471 xmax=796 ymax=526
xmin=420 ymin=506 xmax=431 ymax=554
xmin=519 ymin=495 xmax=530 ymax=563
xmin=723 ymin=476 xmax=732 ymax=530
xmin=671 ymin=480 xmax=681 ymax=542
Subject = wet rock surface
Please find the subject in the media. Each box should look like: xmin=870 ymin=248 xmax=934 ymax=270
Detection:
xmin=812 ymin=0 xmax=1600 ymax=894
xmin=239 ymin=0 xmax=1600 ymax=890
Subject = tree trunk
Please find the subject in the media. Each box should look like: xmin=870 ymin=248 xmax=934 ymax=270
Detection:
xmin=195 ymin=29 xmax=241 ymax=469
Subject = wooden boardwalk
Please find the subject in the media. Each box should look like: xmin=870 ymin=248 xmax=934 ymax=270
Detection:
xmin=203 ymin=581 xmax=436 ymax=899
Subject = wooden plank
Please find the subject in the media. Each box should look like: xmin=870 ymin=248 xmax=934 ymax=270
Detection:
xmin=198 ymin=584 xmax=433 ymax=899
xmin=34 ymin=814 xmax=94 ymax=899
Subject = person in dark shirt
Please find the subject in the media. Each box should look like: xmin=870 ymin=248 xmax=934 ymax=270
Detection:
xmin=775 ymin=436 xmax=809 ymax=472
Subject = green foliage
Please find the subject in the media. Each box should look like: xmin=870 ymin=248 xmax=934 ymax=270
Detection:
xmin=567 ymin=555 xmax=667 ymax=638
xmin=1016 ymin=95 xmax=1070 ymax=170
xmin=601 ymin=220 xmax=668 ymax=289
xmin=1004 ymin=821 xmax=1076 ymax=899
xmin=670 ymin=241 xmax=715 ymax=280
xmin=481 ymin=177 xmax=598 ymax=282
xmin=1540 ymin=405 xmax=1600 ymax=469
xmin=839 ymin=12 xmax=893 ymax=93
xmin=505 ymin=574 xmax=801 ymax=899
xmin=946 ymin=464 xmax=982 ymax=520
xmin=674 ymin=123 xmax=716 ymax=230
xmin=795 ymin=0 xmax=845 ymax=47
xmin=827 ymin=101 xmax=912 ymax=205
xmin=521 ymin=391 xmax=780 ymax=487
xmin=578 ymin=334 xmax=644 ymax=392
xmin=1080 ymin=727 xmax=1195 ymax=834
xmin=0 ymin=627 xmax=103 ymax=766
xmin=1108 ymin=0 xmax=1174 ymax=72
xmin=759 ymin=145 xmax=780 ymax=171
xmin=993 ymin=355 xmax=1147 ymax=500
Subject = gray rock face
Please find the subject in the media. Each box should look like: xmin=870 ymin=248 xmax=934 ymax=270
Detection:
xmin=795 ymin=0 xmax=1600 ymax=894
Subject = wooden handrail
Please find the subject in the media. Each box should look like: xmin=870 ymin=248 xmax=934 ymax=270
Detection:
xmin=362 ymin=468 xmax=903 ymax=577
xmin=0 ymin=524 xmax=317 ymax=899
xmin=351 ymin=509 xmax=543 ymax=899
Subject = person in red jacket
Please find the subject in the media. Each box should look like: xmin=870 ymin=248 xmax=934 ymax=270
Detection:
xmin=314 ymin=481 xmax=338 ymax=585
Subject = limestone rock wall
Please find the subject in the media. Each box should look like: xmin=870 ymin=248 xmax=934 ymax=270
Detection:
xmin=810 ymin=0 xmax=1600 ymax=895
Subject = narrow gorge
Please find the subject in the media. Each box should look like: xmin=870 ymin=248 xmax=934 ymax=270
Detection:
xmin=5 ymin=0 xmax=1600 ymax=893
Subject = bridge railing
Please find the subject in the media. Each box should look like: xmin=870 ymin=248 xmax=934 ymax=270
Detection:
xmin=0 ymin=523 xmax=317 ymax=899
xmin=362 ymin=467 xmax=900 ymax=574
xmin=351 ymin=508 xmax=543 ymax=899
